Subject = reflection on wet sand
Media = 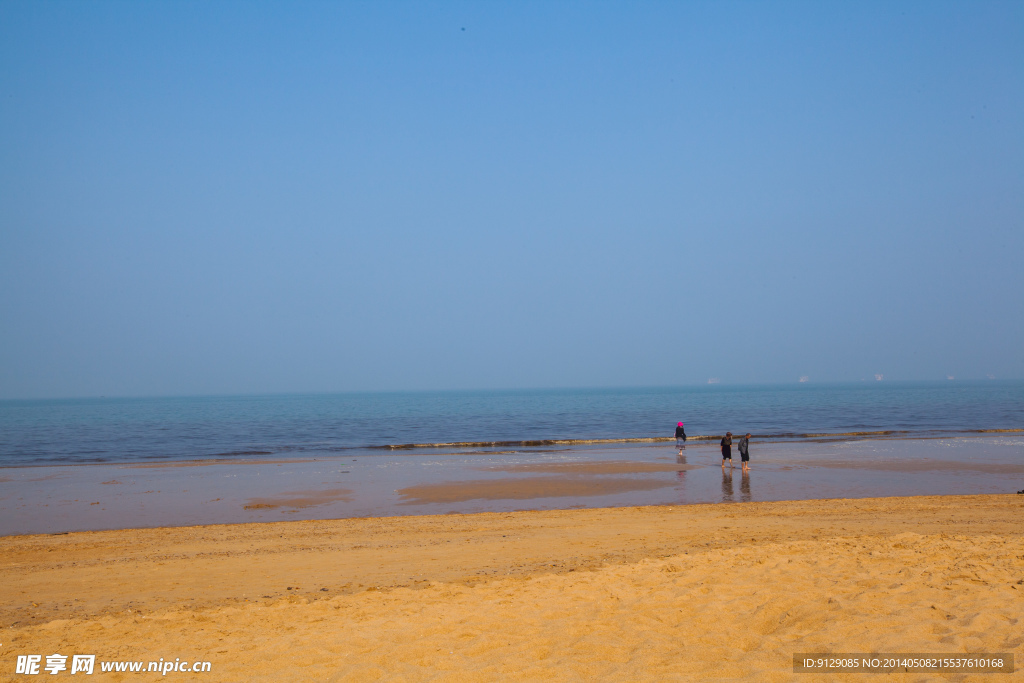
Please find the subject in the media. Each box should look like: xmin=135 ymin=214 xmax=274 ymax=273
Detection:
xmin=806 ymin=460 xmax=1024 ymax=473
xmin=721 ymin=469 xmax=734 ymax=502
xmin=741 ymin=470 xmax=751 ymax=503
xmin=675 ymin=452 xmax=688 ymax=483
xmin=127 ymin=458 xmax=320 ymax=469
xmin=480 ymin=461 xmax=697 ymax=475
xmin=397 ymin=476 xmax=674 ymax=505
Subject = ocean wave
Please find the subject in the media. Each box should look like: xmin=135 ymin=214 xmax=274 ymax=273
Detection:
xmin=370 ymin=428 xmax=1024 ymax=451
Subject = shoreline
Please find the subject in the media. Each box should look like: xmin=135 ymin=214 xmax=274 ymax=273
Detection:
xmin=2 ymin=435 xmax=1022 ymax=537
xmin=2 ymin=493 xmax=1022 ymax=680
xmin=2 ymin=428 xmax=1021 ymax=470
xmin=375 ymin=428 xmax=1024 ymax=451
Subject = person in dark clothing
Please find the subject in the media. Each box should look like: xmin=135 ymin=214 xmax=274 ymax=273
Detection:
xmin=721 ymin=432 xmax=733 ymax=468
xmin=675 ymin=422 xmax=686 ymax=452
xmin=738 ymin=433 xmax=751 ymax=472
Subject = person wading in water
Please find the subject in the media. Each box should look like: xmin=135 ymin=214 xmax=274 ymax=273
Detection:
xmin=675 ymin=422 xmax=687 ymax=453
xmin=721 ymin=432 xmax=733 ymax=469
xmin=738 ymin=433 xmax=751 ymax=472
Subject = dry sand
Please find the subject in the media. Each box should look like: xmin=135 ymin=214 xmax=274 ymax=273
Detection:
xmin=2 ymin=494 xmax=1022 ymax=681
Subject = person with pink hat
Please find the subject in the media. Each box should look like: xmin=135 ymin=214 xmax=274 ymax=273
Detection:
xmin=674 ymin=421 xmax=687 ymax=452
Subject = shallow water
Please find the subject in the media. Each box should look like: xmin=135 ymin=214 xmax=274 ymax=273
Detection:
xmin=2 ymin=381 xmax=1022 ymax=466
xmin=2 ymin=436 xmax=1021 ymax=535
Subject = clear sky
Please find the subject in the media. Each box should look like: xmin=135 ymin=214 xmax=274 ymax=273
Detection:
xmin=1 ymin=1 xmax=1021 ymax=398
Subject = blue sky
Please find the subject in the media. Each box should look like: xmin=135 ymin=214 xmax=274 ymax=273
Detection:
xmin=1 ymin=1 xmax=1021 ymax=398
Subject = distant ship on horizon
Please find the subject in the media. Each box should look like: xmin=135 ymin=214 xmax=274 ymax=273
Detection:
xmin=799 ymin=376 xmax=809 ymax=383
xmin=707 ymin=377 xmax=720 ymax=384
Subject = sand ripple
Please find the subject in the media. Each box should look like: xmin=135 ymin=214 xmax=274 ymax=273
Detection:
xmin=3 ymin=495 xmax=1022 ymax=681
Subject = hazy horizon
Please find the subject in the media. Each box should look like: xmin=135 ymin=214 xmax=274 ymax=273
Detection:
xmin=2 ymin=377 xmax=1021 ymax=403
xmin=2 ymin=1 xmax=1022 ymax=400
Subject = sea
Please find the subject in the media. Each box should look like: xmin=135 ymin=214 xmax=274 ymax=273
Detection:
xmin=1 ymin=381 xmax=1022 ymax=467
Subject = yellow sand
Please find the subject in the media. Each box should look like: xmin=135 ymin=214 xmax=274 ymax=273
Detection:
xmin=2 ymin=495 xmax=1022 ymax=681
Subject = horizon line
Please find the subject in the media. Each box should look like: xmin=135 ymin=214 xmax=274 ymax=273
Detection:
xmin=1 ymin=377 xmax=1020 ymax=403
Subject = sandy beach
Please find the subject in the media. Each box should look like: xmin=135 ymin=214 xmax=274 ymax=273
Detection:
xmin=2 ymin=493 xmax=1022 ymax=680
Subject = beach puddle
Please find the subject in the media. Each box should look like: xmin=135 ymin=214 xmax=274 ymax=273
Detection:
xmin=477 ymin=460 xmax=700 ymax=474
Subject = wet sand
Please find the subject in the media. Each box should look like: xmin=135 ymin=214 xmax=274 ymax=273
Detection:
xmin=479 ymin=461 xmax=700 ymax=474
xmin=242 ymin=488 xmax=353 ymax=510
xmin=2 ymin=435 xmax=1022 ymax=536
xmin=396 ymin=475 xmax=677 ymax=505
xmin=1 ymin=494 xmax=1022 ymax=680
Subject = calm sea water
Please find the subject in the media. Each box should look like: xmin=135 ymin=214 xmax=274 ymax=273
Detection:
xmin=1 ymin=381 xmax=1021 ymax=467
